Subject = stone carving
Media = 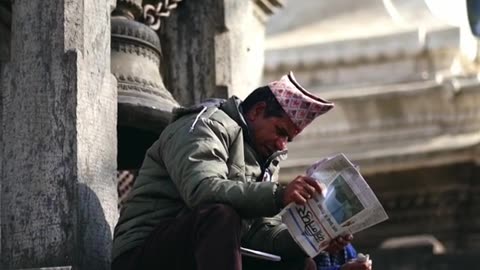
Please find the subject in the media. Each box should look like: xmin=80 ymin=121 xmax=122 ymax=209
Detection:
xmin=142 ymin=0 xmax=183 ymax=30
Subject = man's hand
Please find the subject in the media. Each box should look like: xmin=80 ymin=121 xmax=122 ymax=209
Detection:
xmin=340 ymin=260 xmax=372 ymax=270
xmin=283 ymin=175 xmax=325 ymax=205
xmin=324 ymin=234 xmax=353 ymax=254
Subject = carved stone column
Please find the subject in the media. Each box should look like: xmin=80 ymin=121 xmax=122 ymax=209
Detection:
xmin=0 ymin=0 xmax=11 ymax=259
xmin=160 ymin=0 xmax=283 ymax=105
xmin=0 ymin=1 xmax=10 ymax=61
xmin=1 ymin=0 xmax=118 ymax=268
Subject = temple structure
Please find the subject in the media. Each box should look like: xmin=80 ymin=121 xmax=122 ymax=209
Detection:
xmin=265 ymin=0 xmax=480 ymax=268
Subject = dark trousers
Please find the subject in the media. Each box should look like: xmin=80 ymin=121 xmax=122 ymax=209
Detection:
xmin=243 ymin=256 xmax=316 ymax=270
xmin=112 ymin=203 xmax=315 ymax=270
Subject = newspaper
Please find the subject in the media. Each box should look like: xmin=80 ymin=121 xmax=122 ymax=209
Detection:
xmin=280 ymin=153 xmax=388 ymax=257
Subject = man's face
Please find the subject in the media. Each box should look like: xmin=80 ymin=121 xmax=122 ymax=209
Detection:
xmin=246 ymin=102 xmax=299 ymax=159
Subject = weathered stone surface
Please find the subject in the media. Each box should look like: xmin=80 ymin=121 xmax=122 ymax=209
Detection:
xmin=0 ymin=30 xmax=3 ymax=269
xmin=158 ymin=0 xmax=220 ymax=105
xmin=160 ymin=0 xmax=279 ymax=105
xmin=221 ymin=0 xmax=281 ymax=99
xmin=0 ymin=0 xmax=117 ymax=269
xmin=0 ymin=2 xmax=11 ymax=62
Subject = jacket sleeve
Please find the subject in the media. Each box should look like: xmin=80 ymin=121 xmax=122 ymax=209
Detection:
xmin=160 ymin=116 xmax=280 ymax=218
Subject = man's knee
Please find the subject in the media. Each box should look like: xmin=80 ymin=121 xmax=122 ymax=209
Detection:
xmin=196 ymin=203 xmax=241 ymax=228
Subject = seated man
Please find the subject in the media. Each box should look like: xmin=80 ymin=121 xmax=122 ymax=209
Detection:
xmin=111 ymin=72 xmax=352 ymax=270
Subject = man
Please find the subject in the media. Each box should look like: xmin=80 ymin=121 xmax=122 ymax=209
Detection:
xmin=112 ymin=72 xmax=352 ymax=270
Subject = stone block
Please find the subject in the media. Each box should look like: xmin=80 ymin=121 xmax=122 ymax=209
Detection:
xmin=0 ymin=0 xmax=117 ymax=269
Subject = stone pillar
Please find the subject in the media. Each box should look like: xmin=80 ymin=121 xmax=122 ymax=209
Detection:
xmin=0 ymin=0 xmax=11 ymax=260
xmin=160 ymin=0 xmax=283 ymax=105
xmin=0 ymin=2 xmax=10 ymax=62
xmin=0 ymin=0 xmax=118 ymax=269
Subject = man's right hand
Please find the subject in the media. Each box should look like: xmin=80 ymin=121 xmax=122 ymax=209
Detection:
xmin=283 ymin=175 xmax=326 ymax=205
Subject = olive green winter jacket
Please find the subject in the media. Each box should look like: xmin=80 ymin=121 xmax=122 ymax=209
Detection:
xmin=112 ymin=97 xmax=288 ymax=260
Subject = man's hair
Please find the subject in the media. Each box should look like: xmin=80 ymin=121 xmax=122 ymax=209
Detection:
xmin=241 ymin=86 xmax=286 ymax=118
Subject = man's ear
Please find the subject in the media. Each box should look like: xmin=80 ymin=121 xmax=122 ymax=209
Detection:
xmin=248 ymin=102 xmax=267 ymax=120
xmin=252 ymin=101 xmax=267 ymax=117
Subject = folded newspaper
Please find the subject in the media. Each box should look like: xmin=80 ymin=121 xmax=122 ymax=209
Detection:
xmin=280 ymin=153 xmax=388 ymax=257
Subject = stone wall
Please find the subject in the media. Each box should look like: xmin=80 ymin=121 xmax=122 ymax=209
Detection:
xmin=0 ymin=2 xmax=10 ymax=62
xmin=0 ymin=0 xmax=117 ymax=269
xmin=160 ymin=0 xmax=281 ymax=105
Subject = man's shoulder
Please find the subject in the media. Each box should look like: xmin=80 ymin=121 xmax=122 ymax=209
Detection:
xmin=208 ymin=106 xmax=241 ymax=129
xmin=162 ymin=105 xmax=241 ymax=141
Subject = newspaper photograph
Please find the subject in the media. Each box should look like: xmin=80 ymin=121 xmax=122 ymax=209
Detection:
xmin=280 ymin=153 xmax=388 ymax=257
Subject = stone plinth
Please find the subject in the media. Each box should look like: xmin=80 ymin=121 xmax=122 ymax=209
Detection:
xmin=0 ymin=0 xmax=117 ymax=269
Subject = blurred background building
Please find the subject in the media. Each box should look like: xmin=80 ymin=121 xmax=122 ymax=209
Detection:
xmin=265 ymin=0 xmax=480 ymax=269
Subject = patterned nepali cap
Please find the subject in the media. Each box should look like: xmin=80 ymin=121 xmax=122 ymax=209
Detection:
xmin=268 ymin=72 xmax=334 ymax=132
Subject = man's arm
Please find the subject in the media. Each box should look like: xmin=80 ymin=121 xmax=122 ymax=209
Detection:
xmin=161 ymin=116 xmax=280 ymax=218
xmin=161 ymin=115 xmax=325 ymax=218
